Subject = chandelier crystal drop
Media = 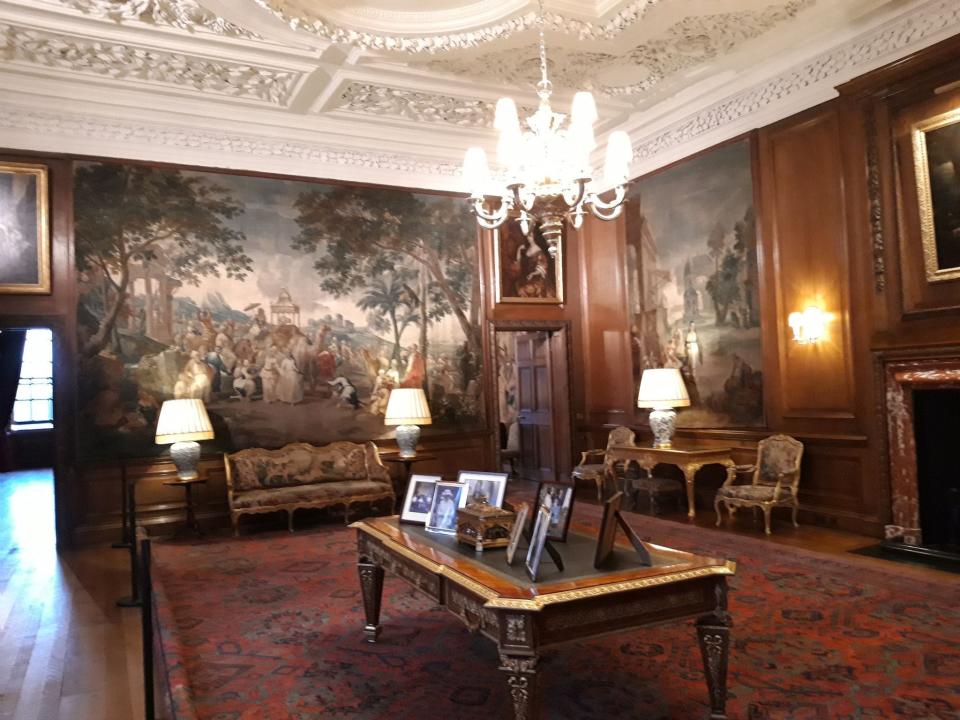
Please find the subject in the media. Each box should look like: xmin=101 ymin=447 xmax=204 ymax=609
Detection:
xmin=462 ymin=0 xmax=632 ymax=255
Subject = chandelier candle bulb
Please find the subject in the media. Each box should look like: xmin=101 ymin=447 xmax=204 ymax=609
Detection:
xmin=462 ymin=147 xmax=491 ymax=196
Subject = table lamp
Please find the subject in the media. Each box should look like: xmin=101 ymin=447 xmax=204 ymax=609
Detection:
xmin=155 ymin=398 xmax=214 ymax=480
xmin=384 ymin=388 xmax=432 ymax=458
xmin=636 ymin=368 xmax=690 ymax=449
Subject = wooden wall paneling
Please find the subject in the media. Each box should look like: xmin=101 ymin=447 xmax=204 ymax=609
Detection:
xmin=758 ymin=104 xmax=858 ymax=431
xmin=0 ymin=152 xmax=78 ymax=547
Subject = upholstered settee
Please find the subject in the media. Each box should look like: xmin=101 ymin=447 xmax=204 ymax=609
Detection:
xmin=224 ymin=441 xmax=394 ymax=535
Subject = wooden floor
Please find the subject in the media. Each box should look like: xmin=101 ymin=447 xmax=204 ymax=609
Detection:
xmin=0 ymin=469 xmax=143 ymax=720
xmin=0 ymin=471 xmax=954 ymax=720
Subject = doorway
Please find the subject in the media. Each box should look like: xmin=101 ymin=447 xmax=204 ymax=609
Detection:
xmin=493 ymin=324 xmax=572 ymax=483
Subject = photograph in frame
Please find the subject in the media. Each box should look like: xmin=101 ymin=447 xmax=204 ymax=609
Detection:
xmin=506 ymin=502 xmax=530 ymax=566
xmin=911 ymin=108 xmax=960 ymax=282
xmin=494 ymin=221 xmax=563 ymax=304
xmin=400 ymin=474 xmax=442 ymax=525
xmin=457 ymin=470 xmax=508 ymax=507
xmin=425 ymin=481 xmax=467 ymax=535
xmin=594 ymin=491 xmax=624 ymax=569
xmin=525 ymin=506 xmax=552 ymax=582
xmin=536 ymin=482 xmax=575 ymax=541
xmin=0 ymin=162 xmax=50 ymax=294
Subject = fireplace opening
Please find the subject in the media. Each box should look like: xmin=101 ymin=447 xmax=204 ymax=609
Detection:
xmin=913 ymin=388 xmax=960 ymax=552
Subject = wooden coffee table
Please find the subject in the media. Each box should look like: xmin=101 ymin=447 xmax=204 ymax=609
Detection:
xmin=353 ymin=516 xmax=735 ymax=719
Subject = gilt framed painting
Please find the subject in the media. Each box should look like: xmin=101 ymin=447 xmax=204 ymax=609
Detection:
xmin=911 ymin=107 xmax=960 ymax=283
xmin=0 ymin=162 xmax=50 ymax=294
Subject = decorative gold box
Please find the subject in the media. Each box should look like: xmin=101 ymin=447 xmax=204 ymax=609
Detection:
xmin=456 ymin=500 xmax=516 ymax=552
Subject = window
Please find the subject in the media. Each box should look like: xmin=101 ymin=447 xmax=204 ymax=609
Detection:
xmin=11 ymin=328 xmax=54 ymax=430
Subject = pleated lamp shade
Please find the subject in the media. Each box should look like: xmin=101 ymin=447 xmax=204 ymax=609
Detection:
xmin=155 ymin=399 xmax=214 ymax=444
xmin=636 ymin=368 xmax=691 ymax=410
xmin=384 ymin=388 xmax=433 ymax=426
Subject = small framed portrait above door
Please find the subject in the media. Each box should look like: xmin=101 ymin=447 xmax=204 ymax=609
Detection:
xmin=0 ymin=162 xmax=50 ymax=294
xmin=494 ymin=221 xmax=563 ymax=304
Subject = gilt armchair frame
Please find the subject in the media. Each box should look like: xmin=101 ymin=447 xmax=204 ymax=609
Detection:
xmin=714 ymin=434 xmax=804 ymax=535
xmin=573 ymin=426 xmax=636 ymax=501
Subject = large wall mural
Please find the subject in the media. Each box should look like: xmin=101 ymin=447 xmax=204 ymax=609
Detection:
xmin=624 ymin=139 xmax=763 ymax=428
xmin=75 ymin=162 xmax=482 ymax=459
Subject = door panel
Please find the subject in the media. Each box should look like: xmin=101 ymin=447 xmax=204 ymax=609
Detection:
xmin=514 ymin=331 xmax=556 ymax=482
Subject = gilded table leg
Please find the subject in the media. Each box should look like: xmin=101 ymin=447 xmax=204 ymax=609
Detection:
xmin=696 ymin=581 xmax=732 ymax=720
xmin=357 ymin=558 xmax=384 ymax=643
xmin=499 ymin=653 xmax=541 ymax=720
xmin=682 ymin=463 xmax=702 ymax=518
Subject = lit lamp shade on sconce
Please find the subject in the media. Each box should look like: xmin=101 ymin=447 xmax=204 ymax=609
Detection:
xmin=155 ymin=398 xmax=214 ymax=480
xmin=788 ymin=307 xmax=830 ymax=344
xmin=637 ymin=368 xmax=690 ymax=449
xmin=384 ymin=388 xmax=432 ymax=459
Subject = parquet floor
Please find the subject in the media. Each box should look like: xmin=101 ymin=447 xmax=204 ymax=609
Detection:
xmin=0 ymin=469 xmax=143 ymax=720
xmin=0 ymin=470 xmax=954 ymax=720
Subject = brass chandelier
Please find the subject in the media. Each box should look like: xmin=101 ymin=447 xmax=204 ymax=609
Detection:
xmin=462 ymin=0 xmax=632 ymax=255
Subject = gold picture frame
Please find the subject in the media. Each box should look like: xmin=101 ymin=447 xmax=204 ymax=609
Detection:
xmin=493 ymin=221 xmax=564 ymax=304
xmin=0 ymin=162 xmax=50 ymax=294
xmin=911 ymin=107 xmax=960 ymax=283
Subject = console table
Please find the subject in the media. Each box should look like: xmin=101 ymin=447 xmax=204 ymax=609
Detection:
xmin=353 ymin=516 xmax=735 ymax=719
xmin=605 ymin=445 xmax=737 ymax=518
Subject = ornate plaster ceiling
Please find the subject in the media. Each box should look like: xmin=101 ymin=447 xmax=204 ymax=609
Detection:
xmin=0 ymin=0 xmax=957 ymax=190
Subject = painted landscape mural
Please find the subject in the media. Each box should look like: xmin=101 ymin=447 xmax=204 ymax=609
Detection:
xmin=75 ymin=162 xmax=482 ymax=458
xmin=624 ymin=140 xmax=763 ymax=427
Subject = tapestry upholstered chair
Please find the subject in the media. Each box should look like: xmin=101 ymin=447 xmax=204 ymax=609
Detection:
xmin=572 ymin=426 xmax=636 ymax=501
xmin=714 ymin=434 xmax=804 ymax=535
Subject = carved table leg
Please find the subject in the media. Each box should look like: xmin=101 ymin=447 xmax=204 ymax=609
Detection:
xmin=499 ymin=653 xmax=541 ymax=720
xmin=696 ymin=580 xmax=732 ymax=719
xmin=358 ymin=558 xmax=384 ymax=643
xmin=682 ymin=463 xmax=702 ymax=518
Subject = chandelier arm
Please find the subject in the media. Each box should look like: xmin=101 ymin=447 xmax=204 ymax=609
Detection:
xmin=587 ymin=202 xmax=624 ymax=222
xmin=472 ymin=196 xmax=512 ymax=226
xmin=563 ymin=178 xmax=588 ymax=209
xmin=587 ymin=185 xmax=626 ymax=211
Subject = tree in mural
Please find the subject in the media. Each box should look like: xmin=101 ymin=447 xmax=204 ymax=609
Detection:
xmin=74 ymin=164 xmax=253 ymax=358
xmin=358 ymin=271 xmax=420 ymax=360
xmin=291 ymin=186 xmax=480 ymax=368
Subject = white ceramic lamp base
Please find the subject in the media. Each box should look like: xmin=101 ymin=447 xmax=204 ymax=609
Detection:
xmin=649 ymin=408 xmax=677 ymax=448
xmin=169 ymin=440 xmax=201 ymax=480
xmin=395 ymin=424 xmax=421 ymax=458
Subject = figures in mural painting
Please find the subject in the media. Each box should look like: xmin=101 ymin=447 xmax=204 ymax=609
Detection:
xmin=276 ymin=352 xmax=304 ymax=405
xmin=400 ymin=343 xmax=425 ymax=388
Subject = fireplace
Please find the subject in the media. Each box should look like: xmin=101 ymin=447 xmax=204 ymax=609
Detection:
xmin=884 ymin=357 xmax=960 ymax=560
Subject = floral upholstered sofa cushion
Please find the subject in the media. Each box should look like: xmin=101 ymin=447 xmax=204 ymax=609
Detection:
xmin=228 ymin=442 xmax=387 ymax=493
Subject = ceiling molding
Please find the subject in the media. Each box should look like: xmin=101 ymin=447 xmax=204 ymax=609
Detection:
xmin=0 ymin=19 xmax=302 ymax=104
xmin=622 ymin=0 xmax=960 ymax=176
xmin=0 ymin=102 xmax=466 ymax=191
xmin=55 ymin=0 xmax=257 ymax=38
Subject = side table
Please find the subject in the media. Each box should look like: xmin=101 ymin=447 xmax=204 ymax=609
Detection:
xmin=163 ymin=478 xmax=207 ymax=537
xmin=379 ymin=452 xmax=438 ymax=513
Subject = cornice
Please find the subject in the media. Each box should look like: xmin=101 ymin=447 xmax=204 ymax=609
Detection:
xmin=57 ymin=0 xmax=257 ymax=38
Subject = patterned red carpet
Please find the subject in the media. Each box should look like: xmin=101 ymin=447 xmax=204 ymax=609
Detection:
xmin=152 ymin=507 xmax=960 ymax=720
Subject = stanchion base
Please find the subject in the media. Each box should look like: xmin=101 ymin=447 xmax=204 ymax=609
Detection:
xmin=116 ymin=596 xmax=142 ymax=608
xmin=111 ymin=541 xmax=132 ymax=549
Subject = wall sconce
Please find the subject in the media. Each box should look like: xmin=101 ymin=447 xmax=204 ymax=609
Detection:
xmin=788 ymin=306 xmax=829 ymax=344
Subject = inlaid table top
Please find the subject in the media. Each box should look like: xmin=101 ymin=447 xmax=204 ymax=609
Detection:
xmin=355 ymin=515 xmax=735 ymax=610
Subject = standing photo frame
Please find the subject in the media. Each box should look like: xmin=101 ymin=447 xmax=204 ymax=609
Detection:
xmin=594 ymin=491 xmax=623 ymax=568
xmin=457 ymin=470 xmax=508 ymax=507
xmin=425 ymin=481 xmax=467 ymax=535
xmin=0 ymin=162 xmax=50 ymax=294
xmin=535 ymin=482 xmax=575 ymax=541
xmin=525 ymin=506 xmax=552 ymax=581
xmin=494 ymin=221 xmax=563 ymax=304
xmin=505 ymin=502 xmax=530 ymax=565
xmin=400 ymin=474 xmax=442 ymax=525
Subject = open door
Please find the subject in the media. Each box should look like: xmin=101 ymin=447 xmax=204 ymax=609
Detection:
xmin=514 ymin=331 xmax=556 ymax=483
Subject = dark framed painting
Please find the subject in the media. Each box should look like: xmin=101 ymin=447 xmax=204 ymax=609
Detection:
xmin=73 ymin=161 xmax=484 ymax=460
xmin=535 ymin=481 xmax=574 ymax=541
xmin=912 ymin=107 xmax=960 ymax=283
xmin=494 ymin=220 xmax=563 ymax=304
xmin=0 ymin=162 xmax=50 ymax=294
xmin=624 ymin=138 xmax=763 ymax=428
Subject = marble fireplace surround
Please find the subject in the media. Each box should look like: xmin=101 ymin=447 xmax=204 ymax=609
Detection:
xmin=884 ymin=356 xmax=960 ymax=546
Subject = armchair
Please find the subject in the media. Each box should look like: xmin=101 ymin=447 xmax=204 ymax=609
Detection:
xmin=572 ymin=426 xmax=636 ymax=501
xmin=714 ymin=434 xmax=804 ymax=535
